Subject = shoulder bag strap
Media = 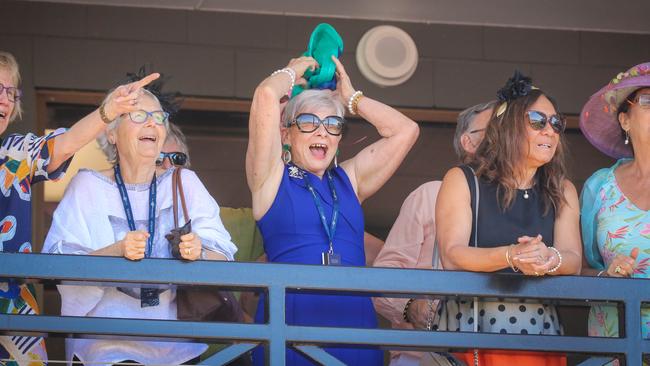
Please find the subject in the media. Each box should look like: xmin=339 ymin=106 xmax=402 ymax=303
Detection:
xmin=172 ymin=168 xmax=179 ymax=227
xmin=467 ymin=166 xmax=480 ymax=366
xmin=176 ymin=167 xmax=190 ymax=223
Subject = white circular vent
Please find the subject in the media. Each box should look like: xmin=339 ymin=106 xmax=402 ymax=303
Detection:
xmin=356 ymin=25 xmax=419 ymax=87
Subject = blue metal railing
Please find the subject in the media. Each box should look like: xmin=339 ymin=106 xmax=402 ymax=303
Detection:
xmin=1 ymin=252 xmax=649 ymax=365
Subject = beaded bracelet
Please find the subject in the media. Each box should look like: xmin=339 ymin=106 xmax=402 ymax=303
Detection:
xmin=546 ymin=247 xmax=563 ymax=273
xmin=403 ymin=298 xmax=415 ymax=323
xmin=347 ymin=90 xmax=363 ymax=115
xmin=99 ymin=103 xmax=114 ymax=124
xmin=270 ymin=68 xmax=296 ymax=98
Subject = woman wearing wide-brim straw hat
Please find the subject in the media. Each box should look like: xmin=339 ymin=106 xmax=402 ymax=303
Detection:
xmin=580 ymin=63 xmax=650 ymax=351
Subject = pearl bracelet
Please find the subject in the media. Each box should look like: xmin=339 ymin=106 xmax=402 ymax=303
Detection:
xmin=546 ymin=247 xmax=562 ymax=273
xmin=347 ymin=90 xmax=363 ymax=115
xmin=270 ymin=68 xmax=296 ymax=98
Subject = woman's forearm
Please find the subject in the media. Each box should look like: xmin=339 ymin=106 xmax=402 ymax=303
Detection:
xmin=443 ymin=245 xmax=511 ymax=272
xmin=90 ymin=242 xmax=123 ymax=257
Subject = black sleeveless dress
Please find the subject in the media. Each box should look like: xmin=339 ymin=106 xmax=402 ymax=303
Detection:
xmin=436 ymin=166 xmax=562 ymax=336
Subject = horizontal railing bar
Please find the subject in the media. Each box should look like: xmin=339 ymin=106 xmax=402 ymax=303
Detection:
xmin=2 ymin=253 xmax=650 ymax=302
xmin=0 ymin=314 xmax=270 ymax=342
xmin=3 ymin=313 xmax=649 ymax=355
xmin=287 ymin=326 xmax=650 ymax=354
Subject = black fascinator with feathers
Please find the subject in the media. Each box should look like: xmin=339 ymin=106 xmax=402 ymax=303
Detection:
xmin=125 ymin=65 xmax=183 ymax=118
xmin=495 ymin=70 xmax=537 ymax=116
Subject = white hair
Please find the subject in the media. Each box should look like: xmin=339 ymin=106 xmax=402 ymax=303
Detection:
xmin=96 ymin=90 xmax=164 ymax=164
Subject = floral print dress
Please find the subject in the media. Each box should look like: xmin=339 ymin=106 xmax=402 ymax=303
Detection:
xmin=584 ymin=160 xmax=650 ymax=339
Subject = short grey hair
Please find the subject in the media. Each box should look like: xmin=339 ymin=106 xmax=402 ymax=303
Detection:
xmin=453 ymin=100 xmax=497 ymax=161
xmin=282 ymin=89 xmax=345 ymax=128
xmin=96 ymin=90 xmax=164 ymax=164
xmin=165 ymin=122 xmax=191 ymax=168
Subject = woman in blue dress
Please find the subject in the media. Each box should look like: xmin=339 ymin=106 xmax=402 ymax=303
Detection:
xmin=246 ymin=55 xmax=419 ymax=365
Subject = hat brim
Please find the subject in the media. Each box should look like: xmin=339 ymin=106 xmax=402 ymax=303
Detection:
xmin=580 ymin=73 xmax=650 ymax=159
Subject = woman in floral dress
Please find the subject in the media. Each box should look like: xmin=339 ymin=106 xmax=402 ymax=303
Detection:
xmin=580 ymin=62 xmax=650 ymax=346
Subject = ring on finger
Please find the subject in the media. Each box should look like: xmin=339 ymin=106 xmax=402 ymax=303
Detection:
xmin=185 ymin=247 xmax=191 ymax=256
xmin=614 ymin=265 xmax=623 ymax=274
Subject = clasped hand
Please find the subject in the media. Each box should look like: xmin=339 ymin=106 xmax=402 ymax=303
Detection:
xmin=511 ymin=235 xmax=558 ymax=276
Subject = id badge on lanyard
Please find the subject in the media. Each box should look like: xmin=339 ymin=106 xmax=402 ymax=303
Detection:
xmin=114 ymin=165 xmax=160 ymax=307
xmin=300 ymin=166 xmax=341 ymax=266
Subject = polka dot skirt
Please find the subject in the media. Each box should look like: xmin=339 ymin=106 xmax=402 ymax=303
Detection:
xmin=433 ymin=299 xmax=562 ymax=336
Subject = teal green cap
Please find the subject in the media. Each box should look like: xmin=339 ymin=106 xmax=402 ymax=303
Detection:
xmin=292 ymin=23 xmax=344 ymax=97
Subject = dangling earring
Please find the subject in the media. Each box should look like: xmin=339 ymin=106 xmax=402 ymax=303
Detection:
xmin=625 ymin=130 xmax=630 ymax=145
xmin=282 ymin=144 xmax=292 ymax=164
xmin=334 ymin=148 xmax=340 ymax=168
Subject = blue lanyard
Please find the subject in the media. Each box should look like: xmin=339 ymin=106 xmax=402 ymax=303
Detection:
xmin=114 ymin=164 xmax=157 ymax=258
xmin=298 ymin=165 xmax=339 ymax=254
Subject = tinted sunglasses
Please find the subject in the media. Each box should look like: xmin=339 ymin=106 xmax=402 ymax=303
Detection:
xmin=156 ymin=152 xmax=187 ymax=166
xmin=627 ymin=93 xmax=650 ymax=108
xmin=526 ymin=110 xmax=565 ymax=134
xmin=126 ymin=110 xmax=169 ymax=125
xmin=289 ymin=113 xmax=345 ymax=136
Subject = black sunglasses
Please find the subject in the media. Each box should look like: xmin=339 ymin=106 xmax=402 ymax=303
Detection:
xmin=156 ymin=152 xmax=187 ymax=166
xmin=526 ymin=110 xmax=565 ymax=134
xmin=289 ymin=113 xmax=345 ymax=136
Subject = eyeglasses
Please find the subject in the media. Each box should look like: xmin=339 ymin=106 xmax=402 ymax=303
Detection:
xmin=526 ymin=110 xmax=565 ymax=134
xmin=156 ymin=152 xmax=187 ymax=166
xmin=627 ymin=93 xmax=650 ymax=108
xmin=289 ymin=113 xmax=345 ymax=136
xmin=126 ymin=110 xmax=169 ymax=125
xmin=0 ymin=83 xmax=21 ymax=102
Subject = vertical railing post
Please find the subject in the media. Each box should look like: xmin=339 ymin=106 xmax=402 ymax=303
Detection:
xmin=624 ymin=296 xmax=643 ymax=365
xmin=268 ymin=284 xmax=286 ymax=366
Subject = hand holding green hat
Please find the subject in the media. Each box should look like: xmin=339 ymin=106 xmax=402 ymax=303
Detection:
xmin=292 ymin=23 xmax=344 ymax=97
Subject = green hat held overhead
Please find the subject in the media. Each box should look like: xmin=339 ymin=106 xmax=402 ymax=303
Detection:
xmin=292 ymin=23 xmax=344 ymax=97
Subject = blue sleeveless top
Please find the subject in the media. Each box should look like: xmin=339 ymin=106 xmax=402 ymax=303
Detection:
xmin=253 ymin=165 xmax=382 ymax=365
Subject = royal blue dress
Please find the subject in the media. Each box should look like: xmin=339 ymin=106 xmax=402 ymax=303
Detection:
xmin=253 ymin=165 xmax=382 ymax=365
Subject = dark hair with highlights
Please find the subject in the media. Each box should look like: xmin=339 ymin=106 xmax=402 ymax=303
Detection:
xmin=473 ymin=88 xmax=568 ymax=215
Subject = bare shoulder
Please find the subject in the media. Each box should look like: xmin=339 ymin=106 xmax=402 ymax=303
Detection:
xmin=438 ymin=167 xmax=471 ymax=201
xmin=562 ymin=179 xmax=579 ymax=199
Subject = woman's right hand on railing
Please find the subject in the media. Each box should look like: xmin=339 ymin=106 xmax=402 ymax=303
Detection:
xmin=119 ymin=230 xmax=149 ymax=261
xmin=605 ymin=247 xmax=638 ymax=277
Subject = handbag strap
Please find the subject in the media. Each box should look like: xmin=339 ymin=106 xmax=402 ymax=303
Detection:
xmin=465 ymin=166 xmax=481 ymax=366
xmin=171 ymin=167 xmax=190 ymax=226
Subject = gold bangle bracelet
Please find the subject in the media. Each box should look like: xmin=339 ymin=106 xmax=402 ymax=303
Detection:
xmin=99 ymin=103 xmax=114 ymax=124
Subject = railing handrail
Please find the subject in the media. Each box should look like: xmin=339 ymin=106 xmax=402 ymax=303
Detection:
xmin=1 ymin=252 xmax=648 ymax=365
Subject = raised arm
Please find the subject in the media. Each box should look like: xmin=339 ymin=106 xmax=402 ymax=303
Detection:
xmin=246 ymin=57 xmax=318 ymax=219
xmin=436 ymin=167 xmax=513 ymax=272
xmin=334 ymin=57 xmax=419 ymax=203
xmin=48 ymin=73 xmax=160 ymax=173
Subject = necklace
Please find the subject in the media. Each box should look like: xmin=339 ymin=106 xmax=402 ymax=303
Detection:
xmin=523 ymin=190 xmax=529 ymax=199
